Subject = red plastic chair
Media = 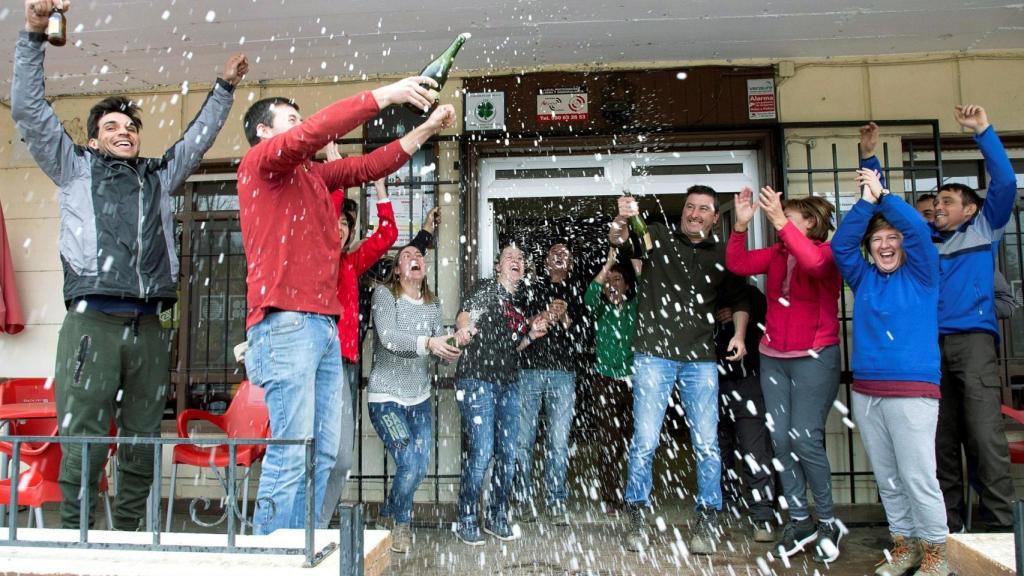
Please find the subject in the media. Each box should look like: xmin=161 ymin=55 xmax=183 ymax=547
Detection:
xmin=0 ymin=378 xmax=57 ymax=453
xmin=0 ymin=428 xmax=113 ymax=528
xmin=1000 ymin=405 xmax=1024 ymax=463
xmin=0 ymin=378 xmax=114 ymax=528
xmin=165 ymin=380 xmax=269 ymax=533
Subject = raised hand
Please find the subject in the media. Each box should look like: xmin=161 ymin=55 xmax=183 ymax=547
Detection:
xmin=222 ymin=54 xmax=249 ymax=87
xmin=373 ymin=178 xmax=387 ymax=200
xmin=617 ymin=195 xmax=639 ymax=219
xmin=855 ymin=168 xmax=883 ymax=204
xmin=422 ymin=104 xmax=456 ymax=134
xmin=372 ymin=76 xmax=438 ymax=111
xmin=955 ymin=104 xmax=990 ymax=135
xmin=734 ymin=186 xmax=757 ymax=231
xmin=324 ymin=141 xmax=343 ymax=162
xmin=859 ymin=122 xmax=879 ymax=159
xmin=423 ymin=207 xmax=440 ymax=234
xmin=756 ymin=186 xmax=787 ymax=231
xmin=25 ymin=0 xmax=67 ymax=33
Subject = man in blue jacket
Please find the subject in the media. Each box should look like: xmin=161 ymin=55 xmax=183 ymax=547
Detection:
xmin=931 ymin=105 xmax=1017 ymax=532
xmin=12 ymin=0 xmax=246 ymax=530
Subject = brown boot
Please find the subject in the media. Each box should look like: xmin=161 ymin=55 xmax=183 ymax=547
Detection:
xmin=915 ymin=540 xmax=950 ymax=576
xmin=874 ymin=533 xmax=921 ymax=576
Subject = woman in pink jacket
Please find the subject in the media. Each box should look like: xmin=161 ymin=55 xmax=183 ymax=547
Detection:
xmin=726 ymin=187 xmax=843 ymax=563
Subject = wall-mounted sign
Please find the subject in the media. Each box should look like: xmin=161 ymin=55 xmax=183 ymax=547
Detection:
xmin=536 ymin=87 xmax=589 ymax=123
xmin=747 ymin=78 xmax=777 ymax=120
xmin=465 ymin=91 xmax=505 ymax=131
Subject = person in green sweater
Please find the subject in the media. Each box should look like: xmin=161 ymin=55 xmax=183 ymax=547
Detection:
xmin=584 ymin=246 xmax=639 ymax=510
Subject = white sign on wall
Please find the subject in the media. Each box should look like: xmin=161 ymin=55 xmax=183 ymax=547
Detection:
xmin=747 ymin=78 xmax=777 ymax=120
xmin=536 ymin=87 xmax=589 ymax=123
xmin=465 ymin=92 xmax=505 ymax=131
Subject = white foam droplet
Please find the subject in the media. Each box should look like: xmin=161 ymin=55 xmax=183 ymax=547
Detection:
xmin=205 ymin=10 xmax=216 ymax=22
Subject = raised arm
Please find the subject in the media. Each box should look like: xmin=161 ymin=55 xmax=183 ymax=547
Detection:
xmin=859 ymin=122 xmax=887 ymax=189
xmin=832 ymin=172 xmax=880 ymax=290
xmin=317 ymin=104 xmax=455 ymax=193
xmin=11 ymin=6 xmax=83 ymax=187
xmin=158 ymin=54 xmax=245 ymax=193
xmin=867 ymin=170 xmax=939 ymax=288
xmin=957 ymin=105 xmax=1017 ymax=231
xmin=726 ymin=186 xmax=773 ymax=276
xmin=347 ymin=180 xmax=399 ymax=276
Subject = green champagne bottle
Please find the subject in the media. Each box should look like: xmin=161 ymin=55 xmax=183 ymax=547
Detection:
xmin=623 ymin=190 xmax=653 ymax=255
xmin=404 ymin=33 xmax=471 ymax=115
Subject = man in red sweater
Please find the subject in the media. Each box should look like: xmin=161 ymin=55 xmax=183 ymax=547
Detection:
xmin=237 ymin=77 xmax=455 ymax=534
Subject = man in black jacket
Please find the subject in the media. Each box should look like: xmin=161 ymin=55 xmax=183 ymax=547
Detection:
xmin=12 ymin=0 xmax=247 ymax=529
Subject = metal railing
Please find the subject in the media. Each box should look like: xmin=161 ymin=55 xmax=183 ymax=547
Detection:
xmin=0 ymin=434 xmax=363 ymax=573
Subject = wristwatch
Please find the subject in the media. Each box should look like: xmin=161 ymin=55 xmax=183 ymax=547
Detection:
xmin=878 ymin=189 xmax=891 ymax=200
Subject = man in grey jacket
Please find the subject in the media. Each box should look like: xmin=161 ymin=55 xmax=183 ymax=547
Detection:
xmin=12 ymin=0 xmax=247 ymax=530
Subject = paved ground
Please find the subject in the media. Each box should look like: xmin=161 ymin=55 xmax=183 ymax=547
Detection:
xmin=384 ymin=502 xmax=895 ymax=576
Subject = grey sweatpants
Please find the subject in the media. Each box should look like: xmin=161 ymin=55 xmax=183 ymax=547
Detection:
xmin=852 ymin=391 xmax=947 ymax=544
xmin=759 ymin=345 xmax=840 ymax=520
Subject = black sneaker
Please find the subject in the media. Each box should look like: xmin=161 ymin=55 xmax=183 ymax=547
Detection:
xmin=812 ymin=520 xmax=843 ymax=563
xmin=776 ymin=517 xmax=817 ymax=558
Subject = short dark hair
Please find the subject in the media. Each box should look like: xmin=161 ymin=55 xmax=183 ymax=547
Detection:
xmin=916 ymin=193 xmax=936 ymax=204
xmin=243 ymin=97 xmax=298 ymax=146
xmin=604 ymin=260 xmax=637 ymax=303
xmin=88 ymin=97 xmax=142 ymax=140
xmin=938 ymin=183 xmax=982 ymax=211
xmin=342 ymin=198 xmax=358 ymax=219
xmin=684 ymin=185 xmax=719 ymax=213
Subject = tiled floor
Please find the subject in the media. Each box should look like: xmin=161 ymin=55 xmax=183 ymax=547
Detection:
xmin=385 ymin=503 xmax=896 ymax=576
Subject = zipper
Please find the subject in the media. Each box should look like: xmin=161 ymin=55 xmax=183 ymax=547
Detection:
xmin=115 ymin=161 xmax=147 ymax=297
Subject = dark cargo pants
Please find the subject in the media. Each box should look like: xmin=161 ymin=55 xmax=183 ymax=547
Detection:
xmin=936 ymin=332 xmax=1014 ymax=531
xmin=54 ymin=308 xmax=168 ymax=530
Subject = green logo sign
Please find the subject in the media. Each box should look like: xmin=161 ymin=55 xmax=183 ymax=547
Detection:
xmin=475 ymin=100 xmax=495 ymax=122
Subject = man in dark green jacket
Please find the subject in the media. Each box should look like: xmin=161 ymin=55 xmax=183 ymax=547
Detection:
xmin=610 ymin=185 xmax=750 ymax=555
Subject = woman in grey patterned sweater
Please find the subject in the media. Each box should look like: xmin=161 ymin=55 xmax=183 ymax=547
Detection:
xmin=369 ymin=244 xmax=462 ymax=554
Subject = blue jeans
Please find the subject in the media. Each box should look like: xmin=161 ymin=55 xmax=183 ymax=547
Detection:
xmin=625 ymin=354 xmax=721 ymax=511
xmin=244 ymin=311 xmax=343 ymax=535
xmin=515 ymin=369 xmax=576 ymax=507
xmin=457 ymin=378 xmax=520 ymax=523
xmin=368 ymin=400 xmax=433 ymax=524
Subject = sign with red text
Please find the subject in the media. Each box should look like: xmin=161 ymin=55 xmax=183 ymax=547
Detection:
xmin=747 ymin=78 xmax=777 ymax=120
xmin=537 ymin=87 xmax=589 ymax=123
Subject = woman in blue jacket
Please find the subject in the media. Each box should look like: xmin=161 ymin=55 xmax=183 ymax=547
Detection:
xmin=832 ymin=168 xmax=947 ymax=576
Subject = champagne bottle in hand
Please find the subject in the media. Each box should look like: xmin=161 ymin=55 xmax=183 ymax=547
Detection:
xmin=623 ymin=189 xmax=653 ymax=256
xmin=404 ymin=33 xmax=470 ymax=115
